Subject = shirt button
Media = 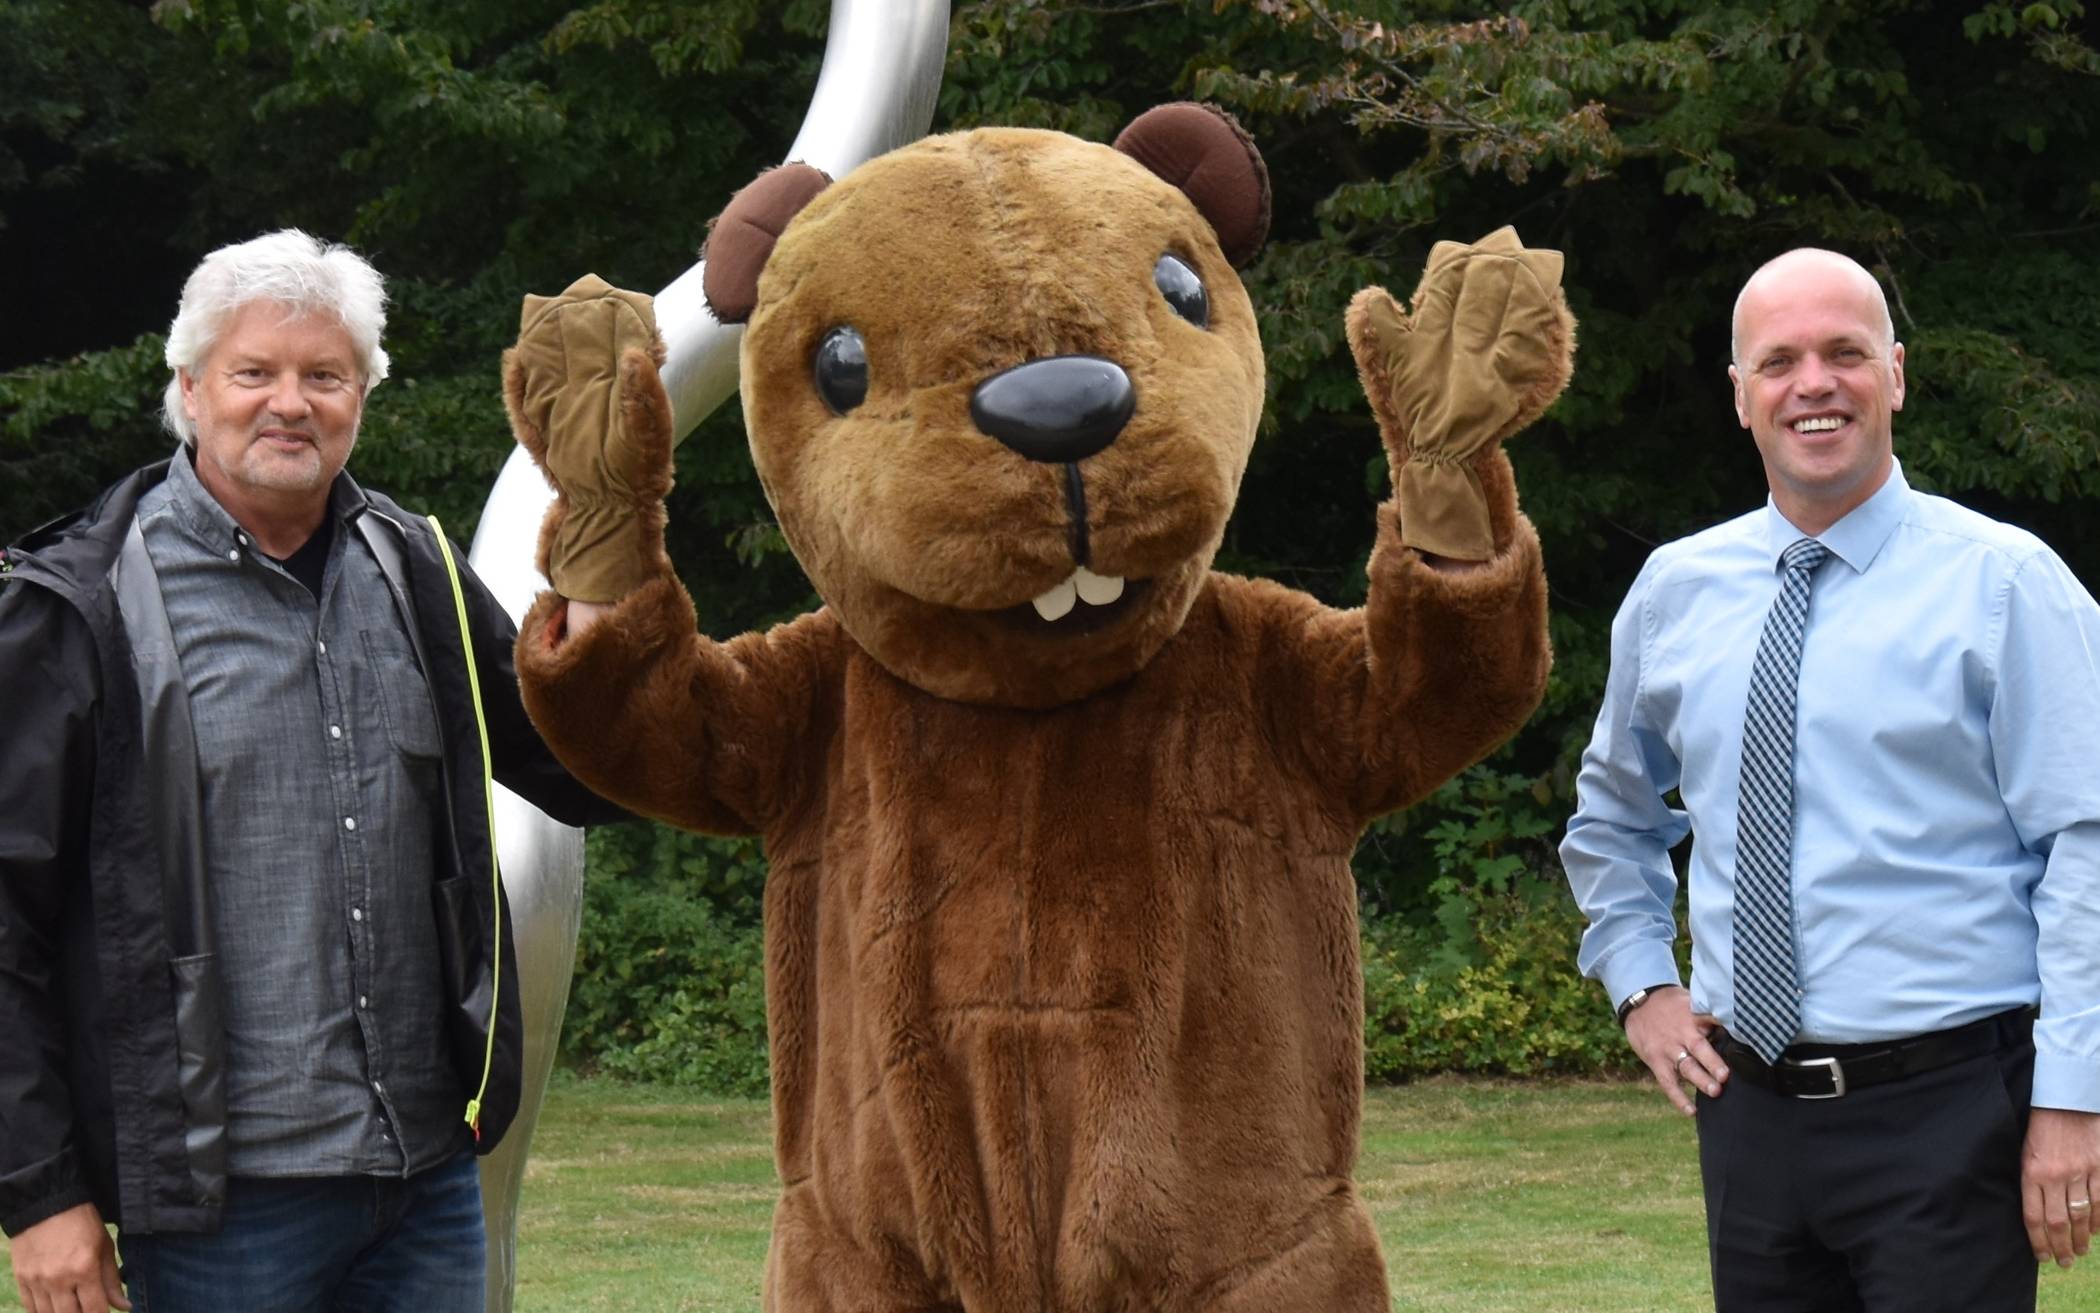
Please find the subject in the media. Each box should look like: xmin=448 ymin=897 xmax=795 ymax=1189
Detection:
xmin=318 ymin=639 xmax=327 ymax=655
xmin=373 ymin=1080 xmax=385 ymax=1096
xmin=226 ymin=550 xmax=239 ymax=563
xmin=350 ymin=907 xmax=364 ymax=923
xmin=329 ymin=725 xmax=342 ymax=739
xmin=343 ymin=816 xmax=357 ymax=831
xmin=358 ymin=995 xmax=369 ymax=1009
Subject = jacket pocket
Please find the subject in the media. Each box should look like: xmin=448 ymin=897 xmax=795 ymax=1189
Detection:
xmin=431 ymin=875 xmax=494 ymax=1071
xmin=167 ymin=952 xmax=227 ymax=1205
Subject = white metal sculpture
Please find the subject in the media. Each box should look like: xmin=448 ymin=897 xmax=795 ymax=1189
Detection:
xmin=467 ymin=4 xmax=950 ymax=1308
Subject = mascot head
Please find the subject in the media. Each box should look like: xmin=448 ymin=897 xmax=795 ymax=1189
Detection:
xmin=702 ymin=103 xmax=1270 ymax=708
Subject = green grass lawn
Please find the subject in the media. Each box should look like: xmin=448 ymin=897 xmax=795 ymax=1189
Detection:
xmin=10 ymin=1077 xmax=2095 ymax=1310
xmin=504 ymin=1075 xmax=2099 ymax=1312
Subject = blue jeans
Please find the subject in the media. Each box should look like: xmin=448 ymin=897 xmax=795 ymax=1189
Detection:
xmin=119 ymin=1152 xmax=485 ymax=1313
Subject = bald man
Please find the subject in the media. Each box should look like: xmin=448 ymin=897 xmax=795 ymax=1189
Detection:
xmin=1560 ymin=249 xmax=2100 ymax=1308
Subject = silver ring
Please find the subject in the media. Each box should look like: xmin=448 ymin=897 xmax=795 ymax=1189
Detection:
xmin=1672 ymin=1048 xmax=1691 ymax=1067
xmin=2071 ymin=1199 xmax=2092 ymax=1213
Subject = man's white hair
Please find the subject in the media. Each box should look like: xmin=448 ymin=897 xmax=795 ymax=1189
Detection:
xmin=162 ymin=229 xmax=390 ymax=444
xmin=1729 ymin=247 xmax=1896 ymax=368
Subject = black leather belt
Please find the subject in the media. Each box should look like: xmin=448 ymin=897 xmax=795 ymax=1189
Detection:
xmin=1712 ymin=1007 xmax=2035 ymax=1099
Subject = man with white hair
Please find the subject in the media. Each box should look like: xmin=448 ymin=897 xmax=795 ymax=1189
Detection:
xmin=0 ymin=230 xmax=623 ymax=1312
xmin=1559 ymin=247 xmax=2100 ymax=1307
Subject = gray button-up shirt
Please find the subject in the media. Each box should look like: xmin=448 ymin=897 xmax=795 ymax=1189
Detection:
xmin=135 ymin=452 xmax=466 ymax=1177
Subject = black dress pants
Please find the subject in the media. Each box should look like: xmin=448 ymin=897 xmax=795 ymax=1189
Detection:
xmin=1696 ymin=1033 xmax=2037 ymax=1312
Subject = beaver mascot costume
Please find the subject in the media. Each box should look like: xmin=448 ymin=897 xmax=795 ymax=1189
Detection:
xmin=504 ymin=101 xmax=1573 ymax=1312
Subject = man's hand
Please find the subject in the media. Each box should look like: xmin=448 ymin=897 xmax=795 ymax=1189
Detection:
xmin=9 ymin=1202 xmax=131 ymax=1312
xmin=1623 ymin=985 xmax=1729 ymax=1116
xmin=554 ymin=598 xmax=615 ymax=644
xmin=2023 ymin=1107 xmax=2100 ymax=1269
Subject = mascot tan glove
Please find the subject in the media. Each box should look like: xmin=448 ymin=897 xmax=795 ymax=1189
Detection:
xmin=502 ymin=274 xmax=676 ymax=602
xmin=1347 ymin=226 xmax=1574 ymax=561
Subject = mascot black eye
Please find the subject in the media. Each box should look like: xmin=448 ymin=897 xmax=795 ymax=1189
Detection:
xmin=812 ymin=326 xmax=868 ymax=414
xmin=1153 ymin=253 xmax=1208 ymax=328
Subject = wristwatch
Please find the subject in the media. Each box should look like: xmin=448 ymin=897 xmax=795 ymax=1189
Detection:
xmin=1615 ymin=983 xmax=1678 ymax=1026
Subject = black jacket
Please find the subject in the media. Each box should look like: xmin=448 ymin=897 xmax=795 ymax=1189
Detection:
xmin=0 ymin=460 xmax=622 ymax=1237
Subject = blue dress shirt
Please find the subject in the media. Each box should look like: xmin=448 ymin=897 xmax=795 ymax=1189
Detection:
xmin=1560 ymin=461 xmax=2100 ymax=1111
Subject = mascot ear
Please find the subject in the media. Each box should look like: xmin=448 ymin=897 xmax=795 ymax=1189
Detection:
xmin=1113 ymin=103 xmax=1271 ymax=268
xmin=701 ymin=163 xmax=833 ymax=324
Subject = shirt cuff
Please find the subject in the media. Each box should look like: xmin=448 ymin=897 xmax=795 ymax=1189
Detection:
xmin=1596 ymin=941 xmax=1683 ymax=1015
xmin=2032 ymin=1050 xmax=2100 ymax=1114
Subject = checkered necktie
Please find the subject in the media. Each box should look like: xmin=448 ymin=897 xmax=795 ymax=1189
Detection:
xmin=1730 ymin=537 xmax=1833 ymax=1064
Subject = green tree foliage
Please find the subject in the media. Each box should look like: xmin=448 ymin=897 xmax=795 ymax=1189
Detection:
xmin=5 ymin=1 xmax=2096 ymax=1081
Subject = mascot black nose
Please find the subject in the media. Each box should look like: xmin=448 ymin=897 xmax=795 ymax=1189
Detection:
xmin=970 ymin=355 xmax=1135 ymax=463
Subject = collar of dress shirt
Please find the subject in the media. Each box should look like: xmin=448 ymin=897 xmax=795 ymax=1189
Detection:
xmin=1759 ymin=457 xmax=1911 ymax=578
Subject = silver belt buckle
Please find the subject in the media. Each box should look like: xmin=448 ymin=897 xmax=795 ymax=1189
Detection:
xmin=1784 ymin=1054 xmax=1847 ymax=1099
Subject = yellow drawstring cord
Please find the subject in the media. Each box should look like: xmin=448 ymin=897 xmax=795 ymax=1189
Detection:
xmin=428 ymin=516 xmax=501 ymax=1140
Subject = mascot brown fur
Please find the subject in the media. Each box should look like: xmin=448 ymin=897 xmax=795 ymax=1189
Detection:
xmin=505 ymin=103 xmax=1572 ymax=1312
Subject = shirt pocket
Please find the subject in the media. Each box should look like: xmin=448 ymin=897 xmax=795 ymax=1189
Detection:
xmin=361 ymin=628 xmax=444 ymax=759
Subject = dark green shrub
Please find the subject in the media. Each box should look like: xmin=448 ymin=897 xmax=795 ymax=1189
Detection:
xmin=1360 ymin=880 xmax=1630 ymax=1083
xmin=1358 ymin=765 xmax=1690 ymax=1082
xmin=560 ymin=826 xmax=770 ymax=1095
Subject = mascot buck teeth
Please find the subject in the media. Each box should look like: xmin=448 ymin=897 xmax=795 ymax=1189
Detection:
xmin=506 ymin=102 xmax=1573 ymax=1312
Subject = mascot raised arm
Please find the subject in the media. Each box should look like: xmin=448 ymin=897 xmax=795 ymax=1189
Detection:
xmin=504 ymin=102 xmax=1572 ymax=1312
